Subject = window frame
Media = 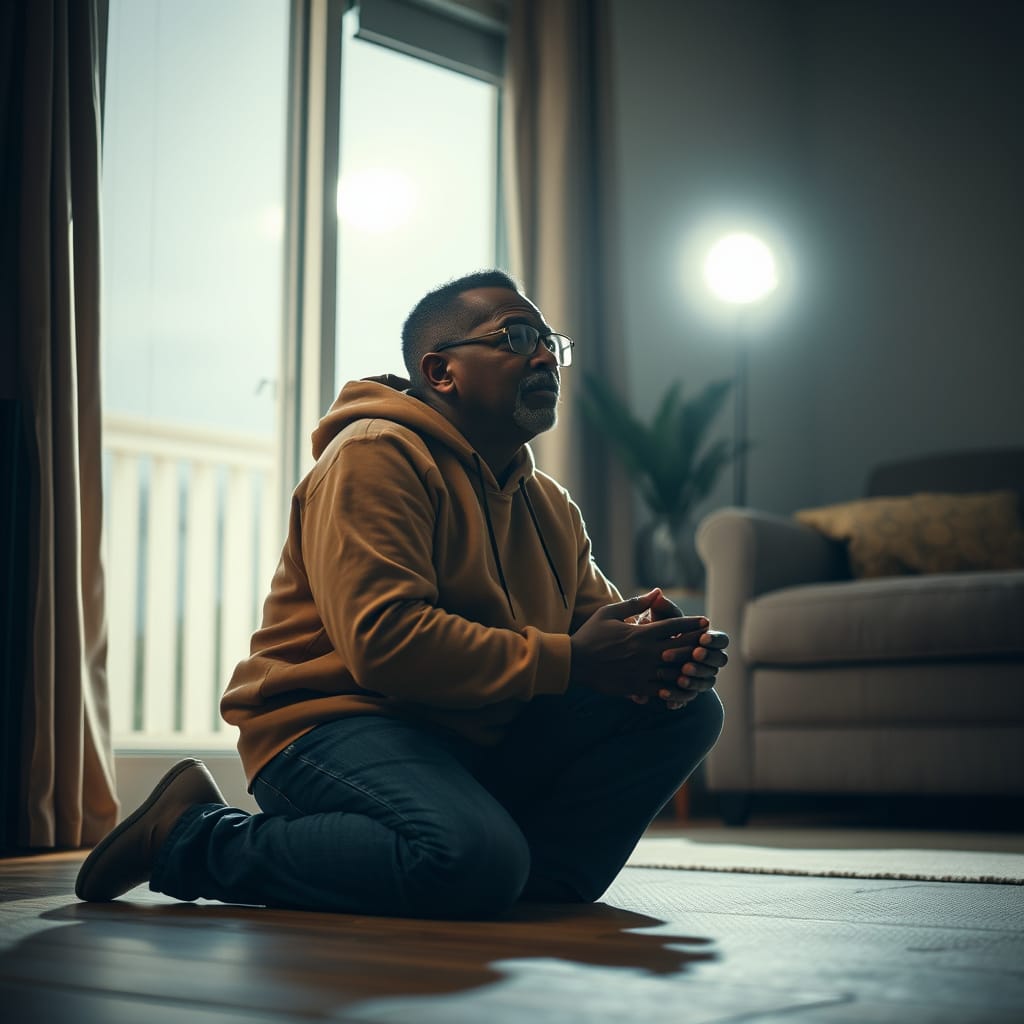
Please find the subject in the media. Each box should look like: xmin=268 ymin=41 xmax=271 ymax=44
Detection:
xmin=281 ymin=0 xmax=506 ymax=486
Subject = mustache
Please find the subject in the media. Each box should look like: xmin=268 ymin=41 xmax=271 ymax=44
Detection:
xmin=520 ymin=371 xmax=560 ymax=395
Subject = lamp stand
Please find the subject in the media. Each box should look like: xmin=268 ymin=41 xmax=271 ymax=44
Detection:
xmin=733 ymin=317 xmax=748 ymax=507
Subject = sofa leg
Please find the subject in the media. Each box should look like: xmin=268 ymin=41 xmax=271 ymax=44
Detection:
xmin=720 ymin=793 xmax=751 ymax=826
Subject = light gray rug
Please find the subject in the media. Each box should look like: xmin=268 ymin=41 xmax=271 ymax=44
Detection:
xmin=627 ymin=836 xmax=1024 ymax=884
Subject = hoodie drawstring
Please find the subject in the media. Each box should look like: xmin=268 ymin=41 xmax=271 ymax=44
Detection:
xmin=473 ymin=455 xmax=516 ymax=619
xmin=518 ymin=479 xmax=569 ymax=610
xmin=471 ymin=456 xmax=569 ymax=618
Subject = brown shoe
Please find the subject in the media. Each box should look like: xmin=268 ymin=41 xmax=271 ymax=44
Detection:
xmin=75 ymin=758 xmax=226 ymax=902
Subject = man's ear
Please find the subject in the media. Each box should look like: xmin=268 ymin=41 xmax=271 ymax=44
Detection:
xmin=420 ymin=353 xmax=457 ymax=396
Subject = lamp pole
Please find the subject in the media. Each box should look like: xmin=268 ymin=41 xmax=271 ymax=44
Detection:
xmin=733 ymin=317 xmax=748 ymax=507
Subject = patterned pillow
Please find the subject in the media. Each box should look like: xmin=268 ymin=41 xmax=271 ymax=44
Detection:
xmin=795 ymin=490 xmax=1024 ymax=578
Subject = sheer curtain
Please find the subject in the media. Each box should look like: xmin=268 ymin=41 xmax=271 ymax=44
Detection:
xmin=503 ymin=0 xmax=634 ymax=587
xmin=6 ymin=0 xmax=118 ymax=848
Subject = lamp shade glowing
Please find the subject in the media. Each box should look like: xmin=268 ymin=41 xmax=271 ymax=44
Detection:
xmin=703 ymin=232 xmax=778 ymax=305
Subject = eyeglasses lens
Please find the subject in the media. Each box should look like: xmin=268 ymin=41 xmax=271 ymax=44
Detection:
xmin=506 ymin=325 xmax=573 ymax=366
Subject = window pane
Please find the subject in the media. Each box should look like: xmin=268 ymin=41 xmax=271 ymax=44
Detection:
xmin=102 ymin=0 xmax=289 ymax=748
xmin=335 ymin=8 xmax=500 ymax=388
xmin=103 ymin=0 xmax=287 ymax=436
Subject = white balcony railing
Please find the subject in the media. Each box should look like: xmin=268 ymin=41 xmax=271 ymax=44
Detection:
xmin=103 ymin=414 xmax=281 ymax=750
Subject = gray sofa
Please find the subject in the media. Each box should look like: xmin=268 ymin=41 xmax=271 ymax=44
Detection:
xmin=696 ymin=449 xmax=1024 ymax=824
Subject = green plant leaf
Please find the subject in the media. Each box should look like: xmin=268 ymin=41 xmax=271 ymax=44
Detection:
xmin=688 ymin=437 xmax=735 ymax=503
xmin=578 ymin=372 xmax=739 ymax=526
xmin=578 ymin=373 xmax=660 ymax=486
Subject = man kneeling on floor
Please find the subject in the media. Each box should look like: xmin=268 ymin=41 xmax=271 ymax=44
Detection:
xmin=77 ymin=270 xmax=727 ymax=919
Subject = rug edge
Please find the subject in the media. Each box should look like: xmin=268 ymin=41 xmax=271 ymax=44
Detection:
xmin=623 ymin=862 xmax=1024 ymax=885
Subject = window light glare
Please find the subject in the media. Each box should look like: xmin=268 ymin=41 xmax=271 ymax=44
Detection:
xmin=337 ymin=169 xmax=417 ymax=234
xmin=260 ymin=204 xmax=284 ymax=242
xmin=703 ymin=232 xmax=778 ymax=305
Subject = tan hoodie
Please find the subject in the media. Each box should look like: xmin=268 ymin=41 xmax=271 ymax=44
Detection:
xmin=221 ymin=376 xmax=621 ymax=786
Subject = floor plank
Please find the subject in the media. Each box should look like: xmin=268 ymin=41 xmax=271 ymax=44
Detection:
xmin=2 ymin=850 xmax=1023 ymax=1023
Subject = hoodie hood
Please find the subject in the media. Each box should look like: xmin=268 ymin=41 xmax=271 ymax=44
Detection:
xmin=311 ymin=374 xmax=535 ymax=493
xmin=311 ymin=374 xmax=563 ymax=618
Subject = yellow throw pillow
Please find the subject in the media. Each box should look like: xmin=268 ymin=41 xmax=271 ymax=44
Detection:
xmin=795 ymin=490 xmax=1024 ymax=578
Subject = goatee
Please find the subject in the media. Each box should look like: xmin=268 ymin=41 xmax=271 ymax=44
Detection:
xmin=513 ymin=372 xmax=560 ymax=434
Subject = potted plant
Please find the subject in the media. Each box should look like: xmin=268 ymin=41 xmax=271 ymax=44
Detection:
xmin=578 ymin=372 xmax=742 ymax=590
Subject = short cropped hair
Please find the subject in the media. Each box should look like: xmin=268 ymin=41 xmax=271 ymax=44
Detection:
xmin=401 ymin=269 xmax=519 ymax=385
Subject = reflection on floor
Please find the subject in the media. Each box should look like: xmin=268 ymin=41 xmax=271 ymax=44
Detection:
xmin=2 ymin=849 xmax=1022 ymax=1022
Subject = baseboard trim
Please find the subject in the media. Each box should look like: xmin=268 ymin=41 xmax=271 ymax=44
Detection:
xmin=114 ymin=751 xmax=259 ymax=820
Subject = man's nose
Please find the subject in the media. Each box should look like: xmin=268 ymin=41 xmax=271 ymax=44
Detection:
xmin=530 ymin=341 xmax=559 ymax=370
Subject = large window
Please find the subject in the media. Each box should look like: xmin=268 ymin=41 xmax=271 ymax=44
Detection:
xmin=102 ymin=0 xmax=289 ymax=747
xmin=334 ymin=5 xmax=501 ymax=387
xmin=100 ymin=0 xmax=504 ymax=755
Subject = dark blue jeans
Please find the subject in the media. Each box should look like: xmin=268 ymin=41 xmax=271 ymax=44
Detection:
xmin=150 ymin=686 xmax=723 ymax=919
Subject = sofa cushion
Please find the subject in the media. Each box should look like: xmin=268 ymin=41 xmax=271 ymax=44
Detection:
xmin=752 ymin=726 xmax=1024 ymax=795
xmin=794 ymin=490 xmax=1024 ymax=578
xmin=742 ymin=569 xmax=1024 ymax=664
xmin=752 ymin=662 xmax=1024 ymax=727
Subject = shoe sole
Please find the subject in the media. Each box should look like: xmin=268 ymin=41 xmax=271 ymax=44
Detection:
xmin=75 ymin=757 xmax=207 ymax=901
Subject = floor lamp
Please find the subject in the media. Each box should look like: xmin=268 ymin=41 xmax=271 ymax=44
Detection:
xmin=703 ymin=232 xmax=778 ymax=507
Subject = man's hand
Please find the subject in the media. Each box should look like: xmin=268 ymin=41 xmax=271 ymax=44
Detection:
xmin=570 ymin=590 xmax=710 ymax=701
xmin=631 ymin=590 xmax=730 ymax=710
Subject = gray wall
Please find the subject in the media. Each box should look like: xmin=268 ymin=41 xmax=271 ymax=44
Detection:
xmin=608 ymin=0 xmax=1024 ymax=525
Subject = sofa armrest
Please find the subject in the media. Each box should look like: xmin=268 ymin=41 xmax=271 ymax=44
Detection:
xmin=695 ymin=508 xmax=848 ymax=794
xmin=697 ymin=507 xmax=848 ymax=608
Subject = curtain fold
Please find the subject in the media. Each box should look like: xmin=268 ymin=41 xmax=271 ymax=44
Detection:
xmin=10 ymin=0 xmax=118 ymax=848
xmin=503 ymin=0 xmax=634 ymax=587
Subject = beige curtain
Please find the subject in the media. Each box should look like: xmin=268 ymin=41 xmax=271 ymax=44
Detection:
xmin=8 ymin=0 xmax=118 ymax=848
xmin=503 ymin=0 xmax=634 ymax=587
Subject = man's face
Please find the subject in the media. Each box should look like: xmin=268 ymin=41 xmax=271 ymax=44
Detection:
xmin=438 ymin=286 xmax=562 ymax=440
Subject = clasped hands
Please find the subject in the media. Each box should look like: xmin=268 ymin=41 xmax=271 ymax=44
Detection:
xmin=629 ymin=588 xmax=728 ymax=710
xmin=569 ymin=588 xmax=729 ymax=711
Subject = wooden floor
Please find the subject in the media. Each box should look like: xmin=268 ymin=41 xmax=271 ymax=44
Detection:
xmin=2 ymin=844 xmax=1024 ymax=1023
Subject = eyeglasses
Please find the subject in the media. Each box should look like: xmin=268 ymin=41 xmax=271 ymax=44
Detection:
xmin=433 ymin=324 xmax=574 ymax=367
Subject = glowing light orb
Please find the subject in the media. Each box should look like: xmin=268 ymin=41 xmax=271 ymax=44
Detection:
xmin=703 ymin=232 xmax=778 ymax=305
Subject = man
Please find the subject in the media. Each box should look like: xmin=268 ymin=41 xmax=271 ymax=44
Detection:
xmin=76 ymin=270 xmax=727 ymax=919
